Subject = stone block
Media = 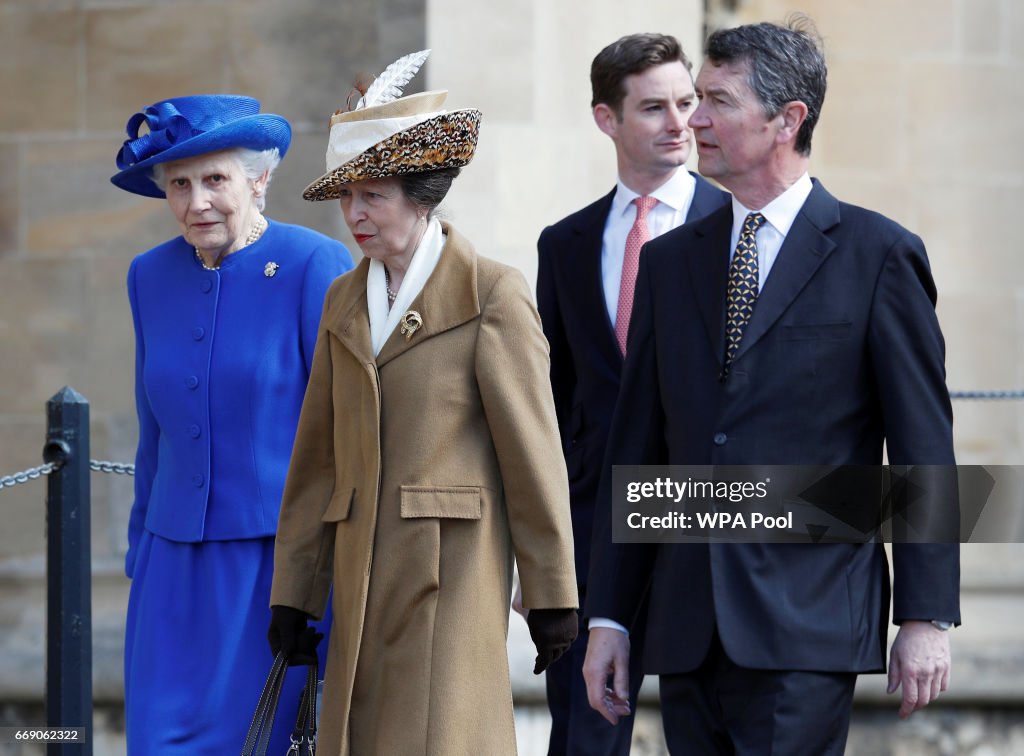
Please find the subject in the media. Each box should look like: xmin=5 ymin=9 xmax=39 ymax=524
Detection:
xmin=737 ymin=0 xmax=956 ymax=59
xmin=0 ymin=143 xmax=19 ymax=258
xmin=1011 ymin=0 xmax=1024 ymax=63
xmin=938 ymin=293 xmax=1021 ymax=463
xmin=960 ymin=0 xmax=1002 ymax=57
xmin=228 ymin=0 xmax=423 ymax=128
xmin=84 ymin=6 xmax=231 ymax=132
xmin=816 ymin=60 xmax=906 ymax=179
xmin=906 ymin=62 xmax=1023 ymax=180
xmin=0 ymin=259 xmax=91 ymax=415
xmin=0 ymin=419 xmax=51 ymax=562
xmin=912 ymin=182 xmax=1024 ymax=294
xmin=0 ymin=8 xmax=79 ymax=133
xmin=533 ymin=0 xmax=703 ymax=128
xmin=24 ymin=139 xmax=179 ymax=258
xmin=427 ymin=0 xmax=533 ymax=122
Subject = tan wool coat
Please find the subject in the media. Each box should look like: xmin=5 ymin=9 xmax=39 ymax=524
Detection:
xmin=271 ymin=223 xmax=578 ymax=755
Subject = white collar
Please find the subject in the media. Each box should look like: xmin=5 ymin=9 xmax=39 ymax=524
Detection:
xmin=367 ymin=217 xmax=444 ymax=356
xmin=731 ymin=173 xmax=813 ymax=238
xmin=611 ymin=169 xmax=696 ymax=218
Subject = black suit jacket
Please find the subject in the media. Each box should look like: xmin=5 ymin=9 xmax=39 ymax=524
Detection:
xmin=536 ymin=174 xmax=729 ymax=585
xmin=586 ymin=180 xmax=960 ymax=673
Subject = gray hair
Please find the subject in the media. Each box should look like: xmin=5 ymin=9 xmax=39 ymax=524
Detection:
xmin=705 ymin=16 xmax=826 ymax=156
xmin=149 ymin=147 xmax=282 ymax=211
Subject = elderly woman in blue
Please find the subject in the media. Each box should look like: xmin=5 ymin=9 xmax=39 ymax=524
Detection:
xmin=111 ymin=94 xmax=352 ymax=753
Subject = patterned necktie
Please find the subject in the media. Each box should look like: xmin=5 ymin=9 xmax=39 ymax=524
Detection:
xmin=724 ymin=212 xmax=766 ymax=367
xmin=615 ymin=195 xmax=658 ymax=355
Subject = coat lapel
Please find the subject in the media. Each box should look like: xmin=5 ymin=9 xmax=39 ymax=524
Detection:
xmin=324 ymin=261 xmax=375 ymax=365
xmin=375 ymin=222 xmax=481 ymax=367
xmin=734 ymin=180 xmax=840 ymax=361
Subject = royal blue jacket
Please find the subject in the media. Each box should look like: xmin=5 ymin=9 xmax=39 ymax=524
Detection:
xmin=126 ymin=220 xmax=352 ymax=576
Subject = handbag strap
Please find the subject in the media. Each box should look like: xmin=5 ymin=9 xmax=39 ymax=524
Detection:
xmin=242 ymin=652 xmax=288 ymax=756
xmin=287 ymin=659 xmax=319 ymax=755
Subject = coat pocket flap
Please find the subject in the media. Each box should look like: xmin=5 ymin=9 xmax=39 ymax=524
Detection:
xmin=321 ymin=488 xmax=354 ymax=522
xmin=400 ymin=486 xmax=482 ymax=519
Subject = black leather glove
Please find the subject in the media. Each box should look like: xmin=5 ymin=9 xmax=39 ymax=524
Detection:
xmin=290 ymin=625 xmax=324 ymax=667
xmin=526 ymin=608 xmax=579 ymax=674
xmin=268 ymin=605 xmax=313 ymax=663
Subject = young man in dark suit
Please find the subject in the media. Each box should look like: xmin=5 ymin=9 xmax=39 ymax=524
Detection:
xmin=532 ymin=33 xmax=728 ymax=755
xmin=583 ymin=19 xmax=960 ymax=754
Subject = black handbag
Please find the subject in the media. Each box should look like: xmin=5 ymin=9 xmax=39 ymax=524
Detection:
xmin=242 ymin=650 xmax=319 ymax=756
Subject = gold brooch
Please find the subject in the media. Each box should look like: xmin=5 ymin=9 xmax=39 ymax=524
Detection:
xmin=264 ymin=261 xmax=279 ymax=277
xmin=400 ymin=310 xmax=423 ymax=341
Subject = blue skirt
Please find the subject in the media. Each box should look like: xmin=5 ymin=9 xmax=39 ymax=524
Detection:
xmin=124 ymin=531 xmax=330 ymax=755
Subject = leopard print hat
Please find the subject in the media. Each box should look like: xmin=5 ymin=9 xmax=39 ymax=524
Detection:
xmin=302 ymin=89 xmax=481 ymax=201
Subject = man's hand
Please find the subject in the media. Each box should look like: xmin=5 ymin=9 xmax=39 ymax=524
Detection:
xmin=887 ymin=620 xmax=951 ymax=719
xmin=582 ymin=627 xmax=632 ymax=725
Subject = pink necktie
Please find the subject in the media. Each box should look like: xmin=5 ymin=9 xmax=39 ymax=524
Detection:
xmin=614 ymin=196 xmax=658 ymax=355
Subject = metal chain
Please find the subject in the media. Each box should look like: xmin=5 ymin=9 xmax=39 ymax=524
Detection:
xmin=88 ymin=460 xmax=135 ymax=476
xmin=950 ymin=390 xmax=1024 ymax=400
xmin=1 ymin=459 xmax=135 ymax=490
xmin=0 ymin=462 xmax=59 ymax=489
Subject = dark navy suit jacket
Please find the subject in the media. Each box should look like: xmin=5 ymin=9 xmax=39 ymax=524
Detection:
xmin=585 ymin=180 xmax=960 ymax=673
xmin=536 ymin=173 xmax=729 ymax=585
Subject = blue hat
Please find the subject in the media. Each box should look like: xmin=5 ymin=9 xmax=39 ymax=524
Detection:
xmin=110 ymin=94 xmax=292 ymax=198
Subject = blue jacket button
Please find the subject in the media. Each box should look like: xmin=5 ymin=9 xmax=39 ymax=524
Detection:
xmin=713 ymin=432 xmax=728 ymax=446
xmin=186 ymin=375 xmax=199 ymax=389
xmin=200 ymin=279 xmax=213 ymax=293
xmin=192 ymin=326 xmax=205 ymax=341
xmin=192 ymin=473 xmax=204 ymax=487
xmin=188 ymin=424 xmax=201 ymax=439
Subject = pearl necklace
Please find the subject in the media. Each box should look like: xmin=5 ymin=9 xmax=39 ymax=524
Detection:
xmin=383 ymin=267 xmax=399 ymax=307
xmin=194 ymin=213 xmax=267 ymax=271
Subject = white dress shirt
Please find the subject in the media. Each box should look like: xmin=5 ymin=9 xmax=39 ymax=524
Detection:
xmin=601 ymin=170 xmax=697 ymax=325
xmin=728 ymin=172 xmax=813 ymax=289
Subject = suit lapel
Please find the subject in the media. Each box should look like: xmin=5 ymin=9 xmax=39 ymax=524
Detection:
xmin=375 ymin=222 xmax=481 ymax=367
xmin=733 ymin=180 xmax=840 ymax=361
xmin=687 ymin=207 xmax=733 ymax=368
xmin=572 ymin=189 xmax=622 ymax=368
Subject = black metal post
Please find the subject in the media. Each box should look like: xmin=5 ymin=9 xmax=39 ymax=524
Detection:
xmin=44 ymin=386 xmax=92 ymax=754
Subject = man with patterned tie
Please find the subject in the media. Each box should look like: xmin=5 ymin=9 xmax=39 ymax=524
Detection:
xmin=534 ymin=33 xmax=727 ymax=755
xmin=583 ymin=19 xmax=960 ymax=754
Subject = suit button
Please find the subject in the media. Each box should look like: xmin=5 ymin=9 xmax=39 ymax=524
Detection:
xmin=186 ymin=375 xmax=199 ymax=389
xmin=192 ymin=326 xmax=205 ymax=341
xmin=200 ymin=279 xmax=213 ymax=293
xmin=713 ymin=432 xmax=728 ymax=446
xmin=188 ymin=424 xmax=201 ymax=439
xmin=192 ymin=473 xmax=205 ymax=487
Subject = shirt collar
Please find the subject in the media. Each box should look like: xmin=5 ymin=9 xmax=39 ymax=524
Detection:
xmin=731 ymin=172 xmax=813 ymax=237
xmin=611 ymin=169 xmax=697 ymax=218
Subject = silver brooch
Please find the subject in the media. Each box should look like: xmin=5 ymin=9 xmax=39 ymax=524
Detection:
xmin=264 ymin=262 xmax=279 ymax=278
xmin=400 ymin=310 xmax=423 ymax=341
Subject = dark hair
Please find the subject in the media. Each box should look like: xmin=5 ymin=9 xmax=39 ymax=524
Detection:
xmin=398 ymin=167 xmax=461 ymax=215
xmin=705 ymin=16 xmax=826 ymax=155
xmin=590 ymin=33 xmax=692 ymax=115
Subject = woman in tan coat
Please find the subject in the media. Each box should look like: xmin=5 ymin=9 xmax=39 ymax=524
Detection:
xmin=267 ymin=52 xmax=579 ymax=755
